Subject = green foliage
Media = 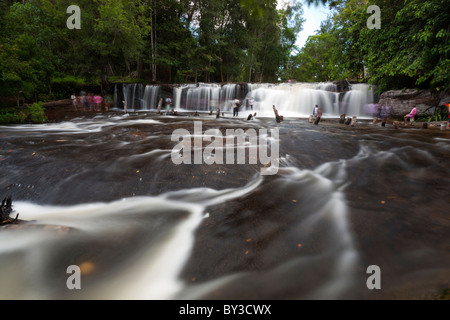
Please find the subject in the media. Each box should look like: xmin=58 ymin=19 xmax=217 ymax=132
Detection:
xmin=108 ymin=76 xmax=146 ymax=84
xmin=0 ymin=110 xmax=27 ymax=124
xmin=0 ymin=0 xmax=447 ymax=99
xmin=50 ymin=76 xmax=87 ymax=99
xmin=0 ymin=0 xmax=306 ymax=99
xmin=293 ymin=0 xmax=449 ymax=92
xmin=0 ymin=102 xmax=47 ymax=124
xmin=27 ymin=102 xmax=47 ymax=123
xmin=415 ymin=106 xmax=449 ymax=123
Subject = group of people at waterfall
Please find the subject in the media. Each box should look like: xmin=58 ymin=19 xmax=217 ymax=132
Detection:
xmin=71 ymin=93 xmax=113 ymax=112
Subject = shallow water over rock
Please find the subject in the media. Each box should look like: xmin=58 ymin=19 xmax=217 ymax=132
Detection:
xmin=0 ymin=112 xmax=449 ymax=299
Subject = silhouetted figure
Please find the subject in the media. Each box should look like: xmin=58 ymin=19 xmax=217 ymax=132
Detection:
xmin=1 ymin=196 xmax=21 ymax=225
xmin=380 ymin=104 xmax=390 ymax=127
xmin=233 ymin=99 xmax=241 ymax=117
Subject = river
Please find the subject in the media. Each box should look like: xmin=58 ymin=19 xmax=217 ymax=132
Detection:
xmin=0 ymin=112 xmax=449 ymax=299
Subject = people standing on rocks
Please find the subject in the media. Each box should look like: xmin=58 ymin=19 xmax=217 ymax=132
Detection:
xmin=165 ymin=97 xmax=173 ymax=110
xmin=88 ymin=94 xmax=95 ymax=112
xmin=233 ymin=99 xmax=241 ymax=117
xmin=81 ymin=94 xmax=88 ymax=112
xmin=313 ymin=105 xmax=319 ymax=119
xmin=446 ymin=102 xmax=450 ymax=127
xmin=403 ymin=106 xmax=417 ymax=126
xmin=105 ymin=95 xmax=112 ymax=112
xmin=249 ymin=97 xmax=255 ymax=111
xmin=94 ymin=95 xmax=103 ymax=112
xmin=380 ymin=104 xmax=390 ymax=127
xmin=314 ymin=107 xmax=323 ymax=125
xmin=71 ymin=93 xmax=78 ymax=111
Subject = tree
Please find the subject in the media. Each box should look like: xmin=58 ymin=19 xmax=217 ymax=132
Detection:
xmin=292 ymin=0 xmax=449 ymax=92
xmin=1 ymin=2 xmax=63 ymax=101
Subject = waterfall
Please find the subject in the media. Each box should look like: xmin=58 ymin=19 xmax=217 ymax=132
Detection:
xmin=173 ymin=84 xmax=197 ymax=110
xmin=244 ymin=83 xmax=338 ymax=117
xmin=244 ymin=82 xmax=375 ymax=118
xmin=143 ymin=85 xmax=161 ymax=110
xmin=117 ymin=84 xmax=161 ymax=111
xmin=116 ymin=82 xmax=375 ymax=117
xmin=173 ymin=83 xmax=239 ymax=112
xmin=122 ymin=83 xmax=143 ymax=111
xmin=185 ymin=83 xmax=220 ymax=111
xmin=341 ymin=83 xmax=375 ymax=117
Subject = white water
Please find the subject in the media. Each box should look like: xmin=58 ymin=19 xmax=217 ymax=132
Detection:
xmin=1 ymin=113 xmax=448 ymax=300
xmin=246 ymin=83 xmax=374 ymax=118
xmin=115 ymin=82 xmax=375 ymax=117
xmin=0 ymin=177 xmax=263 ymax=300
xmin=341 ymin=83 xmax=375 ymax=117
xmin=117 ymin=84 xmax=162 ymax=111
xmin=174 ymin=83 xmax=239 ymax=111
xmin=173 ymin=82 xmax=375 ymax=118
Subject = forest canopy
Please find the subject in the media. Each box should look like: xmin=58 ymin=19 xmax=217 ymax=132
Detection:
xmin=0 ymin=0 xmax=448 ymax=103
xmin=296 ymin=0 xmax=449 ymax=93
xmin=0 ymin=0 xmax=304 ymax=102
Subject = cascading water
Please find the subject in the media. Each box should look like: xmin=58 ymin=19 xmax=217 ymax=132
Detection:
xmin=341 ymin=83 xmax=375 ymax=117
xmin=115 ymin=84 xmax=162 ymax=111
xmin=171 ymin=82 xmax=375 ymax=118
xmin=173 ymin=83 xmax=240 ymax=112
xmin=143 ymin=85 xmax=161 ymax=110
xmin=113 ymin=82 xmax=375 ymax=117
xmin=247 ymin=83 xmax=337 ymax=117
xmin=123 ymin=83 xmax=144 ymax=110
xmin=245 ymin=82 xmax=375 ymax=118
xmin=0 ymin=112 xmax=448 ymax=300
xmin=185 ymin=83 xmax=220 ymax=111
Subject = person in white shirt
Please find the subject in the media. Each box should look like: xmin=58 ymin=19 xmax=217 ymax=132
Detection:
xmin=313 ymin=105 xmax=319 ymax=119
xmin=249 ymin=97 xmax=255 ymax=110
xmin=71 ymin=94 xmax=78 ymax=111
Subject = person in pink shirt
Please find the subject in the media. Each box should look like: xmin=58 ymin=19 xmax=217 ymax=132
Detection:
xmin=404 ymin=106 xmax=417 ymax=126
xmin=94 ymin=96 xmax=103 ymax=111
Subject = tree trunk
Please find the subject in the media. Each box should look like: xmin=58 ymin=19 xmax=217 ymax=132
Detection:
xmin=136 ymin=56 xmax=143 ymax=79
xmin=151 ymin=0 xmax=157 ymax=82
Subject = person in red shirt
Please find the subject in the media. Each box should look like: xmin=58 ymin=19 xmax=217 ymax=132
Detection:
xmin=446 ymin=103 xmax=450 ymax=127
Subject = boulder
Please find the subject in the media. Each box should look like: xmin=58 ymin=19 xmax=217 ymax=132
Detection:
xmin=378 ymin=89 xmax=442 ymax=117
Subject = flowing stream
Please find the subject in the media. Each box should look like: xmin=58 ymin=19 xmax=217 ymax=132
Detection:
xmin=0 ymin=113 xmax=449 ymax=299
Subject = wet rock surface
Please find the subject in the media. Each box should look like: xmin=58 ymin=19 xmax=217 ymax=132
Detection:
xmin=0 ymin=112 xmax=449 ymax=299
